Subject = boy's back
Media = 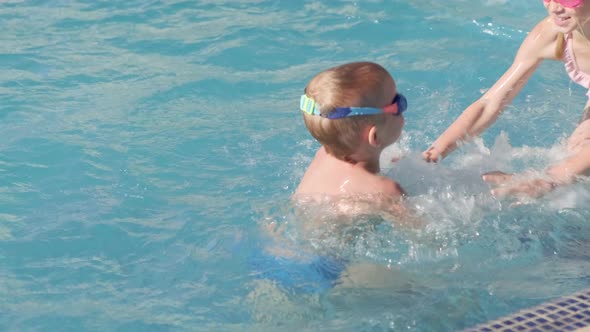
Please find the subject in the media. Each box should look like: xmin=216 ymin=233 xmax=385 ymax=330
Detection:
xmin=295 ymin=147 xmax=404 ymax=197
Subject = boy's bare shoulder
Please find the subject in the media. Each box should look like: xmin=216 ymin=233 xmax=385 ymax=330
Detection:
xmin=374 ymin=176 xmax=406 ymax=197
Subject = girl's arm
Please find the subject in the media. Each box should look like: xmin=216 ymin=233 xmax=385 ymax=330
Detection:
xmin=580 ymin=100 xmax=590 ymax=123
xmin=483 ymin=144 xmax=590 ymax=199
xmin=423 ymin=18 xmax=560 ymax=162
xmin=483 ymin=101 xmax=590 ymax=199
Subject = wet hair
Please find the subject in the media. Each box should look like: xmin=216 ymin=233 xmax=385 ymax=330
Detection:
xmin=555 ymin=32 xmax=565 ymax=59
xmin=301 ymin=62 xmax=394 ymax=161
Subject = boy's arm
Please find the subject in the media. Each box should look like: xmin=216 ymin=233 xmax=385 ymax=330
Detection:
xmin=374 ymin=178 xmax=424 ymax=228
xmin=381 ymin=177 xmax=406 ymax=197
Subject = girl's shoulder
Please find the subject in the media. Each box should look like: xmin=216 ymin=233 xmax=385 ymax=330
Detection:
xmin=518 ymin=17 xmax=562 ymax=61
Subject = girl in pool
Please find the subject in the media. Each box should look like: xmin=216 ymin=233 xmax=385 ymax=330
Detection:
xmin=423 ymin=0 xmax=590 ymax=198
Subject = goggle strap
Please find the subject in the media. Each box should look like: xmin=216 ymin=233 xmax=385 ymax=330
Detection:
xmin=300 ymin=95 xmax=319 ymax=115
xmin=300 ymin=93 xmax=407 ymax=118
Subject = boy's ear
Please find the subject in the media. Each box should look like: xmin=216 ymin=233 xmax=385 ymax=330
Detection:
xmin=367 ymin=125 xmax=379 ymax=147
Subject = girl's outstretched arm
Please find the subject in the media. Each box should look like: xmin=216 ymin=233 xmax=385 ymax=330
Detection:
xmin=483 ymin=142 xmax=590 ymax=199
xmin=423 ymin=18 xmax=559 ymax=162
xmin=482 ymin=100 xmax=590 ymax=200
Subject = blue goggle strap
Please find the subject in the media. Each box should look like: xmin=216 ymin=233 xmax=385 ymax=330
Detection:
xmin=300 ymin=94 xmax=406 ymax=119
xmin=300 ymin=95 xmax=382 ymax=116
xmin=327 ymin=107 xmax=383 ymax=119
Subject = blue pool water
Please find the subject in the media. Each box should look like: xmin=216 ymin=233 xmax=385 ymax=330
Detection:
xmin=2 ymin=1 xmax=590 ymax=331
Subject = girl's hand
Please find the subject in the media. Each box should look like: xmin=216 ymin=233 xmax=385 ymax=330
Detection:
xmin=482 ymin=171 xmax=556 ymax=199
xmin=422 ymin=145 xmax=443 ymax=163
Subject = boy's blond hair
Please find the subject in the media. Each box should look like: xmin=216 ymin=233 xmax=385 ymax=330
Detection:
xmin=302 ymin=62 xmax=393 ymax=161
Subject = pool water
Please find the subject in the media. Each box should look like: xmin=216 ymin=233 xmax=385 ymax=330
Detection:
xmin=2 ymin=0 xmax=590 ymax=331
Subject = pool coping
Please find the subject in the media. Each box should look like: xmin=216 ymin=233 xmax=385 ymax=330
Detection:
xmin=463 ymin=288 xmax=590 ymax=332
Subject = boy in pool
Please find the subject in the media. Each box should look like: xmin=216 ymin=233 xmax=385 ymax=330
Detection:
xmin=249 ymin=63 xmax=415 ymax=300
xmin=295 ymin=61 xmax=408 ymax=216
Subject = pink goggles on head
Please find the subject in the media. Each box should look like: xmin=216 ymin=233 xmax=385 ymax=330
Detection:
xmin=543 ymin=0 xmax=584 ymax=8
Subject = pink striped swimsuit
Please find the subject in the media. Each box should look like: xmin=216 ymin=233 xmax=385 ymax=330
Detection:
xmin=563 ymin=32 xmax=590 ymax=99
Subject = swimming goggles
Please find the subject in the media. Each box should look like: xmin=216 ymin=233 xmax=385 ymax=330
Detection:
xmin=543 ymin=0 xmax=584 ymax=8
xmin=300 ymin=94 xmax=407 ymax=119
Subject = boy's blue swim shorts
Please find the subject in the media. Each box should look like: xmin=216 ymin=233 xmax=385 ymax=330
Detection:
xmin=249 ymin=249 xmax=346 ymax=293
